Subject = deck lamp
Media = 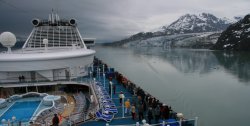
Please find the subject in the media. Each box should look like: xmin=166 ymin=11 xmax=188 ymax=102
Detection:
xmin=109 ymin=81 xmax=113 ymax=99
xmin=98 ymin=68 xmax=101 ymax=81
xmin=103 ymin=73 xmax=106 ymax=88
xmin=121 ymin=93 xmax=125 ymax=118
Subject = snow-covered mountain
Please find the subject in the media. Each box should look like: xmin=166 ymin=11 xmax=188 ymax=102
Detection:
xmin=161 ymin=13 xmax=232 ymax=34
xmin=123 ymin=32 xmax=220 ymax=49
xmin=106 ymin=13 xmax=243 ymax=48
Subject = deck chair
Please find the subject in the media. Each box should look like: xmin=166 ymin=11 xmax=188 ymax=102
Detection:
xmin=95 ymin=110 xmax=114 ymax=122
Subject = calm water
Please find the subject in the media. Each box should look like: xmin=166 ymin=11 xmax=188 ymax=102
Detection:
xmin=95 ymin=46 xmax=250 ymax=126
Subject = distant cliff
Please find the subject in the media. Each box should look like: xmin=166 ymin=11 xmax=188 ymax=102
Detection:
xmin=212 ymin=14 xmax=250 ymax=51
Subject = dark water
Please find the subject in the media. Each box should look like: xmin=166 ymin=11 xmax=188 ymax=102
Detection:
xmin=95 ymin=46 xmax=250 ymax=126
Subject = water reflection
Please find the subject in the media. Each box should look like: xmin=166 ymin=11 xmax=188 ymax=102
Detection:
xmin=213 ymin=51 xmax=250 ymax=83
xmin=131 ymin=47 xmax=250 ymax=83
xmin=132 ymin=47 xmax=219 ymax=74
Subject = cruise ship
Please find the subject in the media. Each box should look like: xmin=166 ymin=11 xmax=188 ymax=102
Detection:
xmin=0 ymin=12 xmax=98 ymax=125
xmin=0 ymin=12 xmax=198 ymax=126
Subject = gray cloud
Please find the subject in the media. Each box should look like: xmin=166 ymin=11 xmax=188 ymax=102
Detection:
xmin=0 ymin=0 xmax=249 ymax=43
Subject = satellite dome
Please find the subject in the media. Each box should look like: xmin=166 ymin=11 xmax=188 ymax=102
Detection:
xmin=0 ymin=32 xmax=17 ymax=48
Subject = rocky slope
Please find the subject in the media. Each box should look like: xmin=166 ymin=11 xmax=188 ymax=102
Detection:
xmin=211 ymin=14 xmax=250 ymax=50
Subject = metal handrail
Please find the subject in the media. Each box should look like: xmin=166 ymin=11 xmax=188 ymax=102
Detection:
xmin=0 ymin=75 xmax=92 ymax=85
xmin=105 ymin=117 xmax=198 ymax=126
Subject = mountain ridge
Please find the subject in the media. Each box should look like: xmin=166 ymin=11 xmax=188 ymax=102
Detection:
xmin=105 ymin=13 xmax=236 ymax=48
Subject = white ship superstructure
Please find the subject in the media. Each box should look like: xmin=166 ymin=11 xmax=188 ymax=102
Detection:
xmin=0 ymin=12 xmax=95 ymax=84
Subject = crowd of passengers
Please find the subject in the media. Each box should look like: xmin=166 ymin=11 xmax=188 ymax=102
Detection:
xmin=93 ymin=57 xmax=178 ymax=124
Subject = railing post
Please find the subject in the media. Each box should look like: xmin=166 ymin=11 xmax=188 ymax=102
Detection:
xmin=162 ymin=121 xmax=165 ymax=126
xmin=179 ymin=119 xmax=182 ymax=126
xmin=136 ymin=122 xmax=139 ymax=126
xmin=142 ymin=119 xmax=147 ymax=125
xmin=195 ymin=117 xmax=198 ymax=126
xmin=122 ymin=96 xmax=125 ymax=118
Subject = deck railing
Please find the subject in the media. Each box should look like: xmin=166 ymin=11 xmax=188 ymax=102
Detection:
xmin=0 ymin=111 xmax=89 ymax=126
xmin=105 ymin=117 xmax=198 ymax=126
xmin=0 ymin=75 xmax=93 ymax=85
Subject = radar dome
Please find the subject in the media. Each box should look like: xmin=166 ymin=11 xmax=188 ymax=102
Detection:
xmin=0 ymin=32 xmax=17 ymax=48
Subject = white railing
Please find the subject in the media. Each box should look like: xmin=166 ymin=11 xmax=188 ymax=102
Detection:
xmin=105 ymin=117 xmax=198 ymax=126
xmin=0 ymin=75 xmax=92 ymax=85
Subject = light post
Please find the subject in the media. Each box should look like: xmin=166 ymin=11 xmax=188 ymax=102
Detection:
xmin=98 ymin=68 xmax=101 ymax=81
xmin=93 ymin=78 xmax=96 ymax=88
xmin=90 ymin=71 xmax=92 ymax=82
xmin=110 ymin=81 xmax=113 ymax=99
xmin=103 ymin=73 xmax=106 ymax=88
xmin=121 ymin=93 xmax=125 ymax=118
xmin=91 ymin=64 xmax=94 ymax=73
xmin=103 ymin=64 xmax=105 ymax=74
xmin=93 ymin=78 xmax=96 ymax=85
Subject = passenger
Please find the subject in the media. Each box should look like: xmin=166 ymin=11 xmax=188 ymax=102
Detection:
xmin=143 ymin=100 xmax=147 ymax=112
xmin=119 ymin=91 xmax=124 ymax=105
xmin=58 ymin=113 xmax=63 ymax=122
xmin=131 ymin=104 xmax=136 ymax=120
xmin=162 ymin=105 xmax=170 ymax=119
xmin=109 ymin=82 xmax=111 ymax=95
xmin=21 ymin=75 xmax=25 ymax=82
xmin=52 ymin=114 xmax=59 ymax=126
xmin=18 ymin=76 xmax=21 ymax=82
xmin=138 ymin=103 xmax=144 ymax=121
xmin=125 ymin=99 xmax=131 ymax=114
xmin=152 ymin=98 xmax=157 ymax=108
xmin=109 ymin=76 xmax=112 ymax=81
xmin=148 ymin=96 xmax=153 ymax=107
xmin=147 ymin=107 xmax=153 ymax=124
xmin=113 ymin=84 xmax=116 ymax=94
xmin=137 ymin=95 xmax=142 ymax=103
xmin=154 ymin=105 xmax=161 ymax=123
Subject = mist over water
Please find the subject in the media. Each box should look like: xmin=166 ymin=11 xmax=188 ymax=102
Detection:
xmin=95 ymin=46 xmax=250 ymax=126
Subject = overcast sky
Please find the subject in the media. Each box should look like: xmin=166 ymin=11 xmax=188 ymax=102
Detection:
xmin=0 ymin=0 xmax=249 ymax=43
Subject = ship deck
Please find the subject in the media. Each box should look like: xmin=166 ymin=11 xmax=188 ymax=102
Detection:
xmin=80 ymin=58 xmax=197 ymax=126
xmin=81 ymin=79 xmax=139 ymax=126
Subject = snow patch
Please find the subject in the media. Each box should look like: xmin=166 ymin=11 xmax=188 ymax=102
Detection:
xmin=245 ymin=28 xmax=250 ymax=32
xmin=223 ymin=44 xmax=231 ymax=48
